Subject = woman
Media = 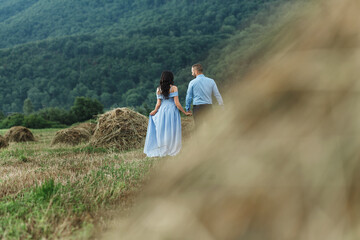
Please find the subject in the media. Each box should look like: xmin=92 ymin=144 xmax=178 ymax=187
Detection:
xmin=144 ymin=71 xmax=191 ymax=157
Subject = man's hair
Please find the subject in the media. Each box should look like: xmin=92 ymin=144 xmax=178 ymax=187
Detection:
xmin=192 ymin=63 xmax=203 ymax=73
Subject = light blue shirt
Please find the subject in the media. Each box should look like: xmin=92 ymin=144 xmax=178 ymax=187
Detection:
xmin=185 ymin=74 xmax=223 ymax=111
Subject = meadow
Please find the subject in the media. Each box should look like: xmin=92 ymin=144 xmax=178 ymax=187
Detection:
xmin=0 ymin=128 xmax=160 ymax=239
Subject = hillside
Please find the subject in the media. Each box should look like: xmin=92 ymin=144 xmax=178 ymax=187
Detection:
xmin=0 ymin=0 xmax=292 ymax=113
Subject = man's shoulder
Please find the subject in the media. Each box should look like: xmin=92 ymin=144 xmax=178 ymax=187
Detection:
xmin=189 ymin=78 xmax=198 ymax=85
xmin=199 ymin=74 xmax=212 ymax=80
xmin=202 ymin=75 xmax=216 ymax=84
xmin=190 ymin=75 xmax=215 ymax=85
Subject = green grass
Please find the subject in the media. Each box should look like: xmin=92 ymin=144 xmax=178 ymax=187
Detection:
xmin=0 ymin=128 xmax=160 ymax=239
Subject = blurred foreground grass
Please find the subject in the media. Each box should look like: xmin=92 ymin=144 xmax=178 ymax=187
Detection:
xmin=0 ymin=129 xmax=160 ymax=239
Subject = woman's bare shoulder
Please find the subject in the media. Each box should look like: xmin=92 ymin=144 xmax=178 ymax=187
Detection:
xmin=170 ymin=85 xmax=178 ymax=93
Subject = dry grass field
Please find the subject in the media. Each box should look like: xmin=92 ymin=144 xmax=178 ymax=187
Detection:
xmin=0 ymin=128 xmax=160 ymax=239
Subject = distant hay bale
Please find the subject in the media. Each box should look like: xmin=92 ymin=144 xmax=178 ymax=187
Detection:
xmin=90 ymin=108 xmax=148 ymax=150
xmin=5 ymin=126 xmax=35 ymax=142
xmin=0 ymin=136 xmax=8 ymax=149
xmin=51 ymin=128 xmax=92 ymax=146
xmin=72 ymin=122 xmax=97 ymax=135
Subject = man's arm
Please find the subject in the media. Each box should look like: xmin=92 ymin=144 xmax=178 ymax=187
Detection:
xmin=185 ymin=82 xmax=193 ymax=112
xmin=212 ymin=82 xmax=224 ymax=106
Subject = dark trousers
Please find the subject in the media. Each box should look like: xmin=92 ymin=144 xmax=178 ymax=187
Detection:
xmin=193 ymin=104 xmax=212 ymax=129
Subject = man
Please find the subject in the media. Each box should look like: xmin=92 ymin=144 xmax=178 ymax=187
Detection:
xmin=185 ymin=63 xmax=223 ymax=127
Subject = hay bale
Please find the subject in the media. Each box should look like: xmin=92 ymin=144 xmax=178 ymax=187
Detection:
xmin=72 ymin=122 xmax=97 ymax=135
xmin=0 ymin=135 xmax=8 ymax=149
xmin=5 ymin=126 xmax=35 ymax=142
xmin=90 ymin=108 xmax=148 ymax=150
xmin=51 ymin=128 xmax=92 ymax=145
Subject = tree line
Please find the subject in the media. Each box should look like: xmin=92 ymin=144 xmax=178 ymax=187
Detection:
xmin=0 ymin=0 xmax=291 ymax=118
xmin=0 ymin=97 xmax=103 ymax=129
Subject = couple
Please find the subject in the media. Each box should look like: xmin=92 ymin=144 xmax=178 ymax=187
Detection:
xmin=144 ymin=63 xmax=224 ymax=157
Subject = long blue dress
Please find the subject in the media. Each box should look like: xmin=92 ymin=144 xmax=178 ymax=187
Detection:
xmin=144 ymin=91 xmax=182 ymax=157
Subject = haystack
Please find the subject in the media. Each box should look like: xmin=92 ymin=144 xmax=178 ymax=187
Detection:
xmin=72 ymin=122 xmax=97 ymax=135
xmin=0 ymin=135 xmax=8 ymax=148
xmin=90 ymin=108 xmax=148 ymax=150
xmin=51 ymin=128 xmax=92 ymax=145
xmin=5 ymin=126 xmax=35 ymax=142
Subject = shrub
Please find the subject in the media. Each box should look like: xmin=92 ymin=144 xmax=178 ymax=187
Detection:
xmin=70 ymin=97 xmax=103 ymax=122
xmin=23 ymin=114 xmax=51 ymax=129
xmin=0 ymin=113 xmax=25 ymax=128
xmin=37 ymin=107 xmax=76 ymax=125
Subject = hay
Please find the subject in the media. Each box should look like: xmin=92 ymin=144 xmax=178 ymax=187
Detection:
xmin=5 ymin=126 xmax=35 ymax=142
xmin=181 ymin=117 xmax=195 ymax=139
xmin=90 ymin=108 xmax=148 ymax=150
xmin=105 ymin=1 xmax=360 ymax=239
xmin=0 ymin=135 xmax=8 ymax=149
xmin=72 ymin=122 xmax=97 ymax=135
xmin=51 ymin=128 xmax=92 ymax=146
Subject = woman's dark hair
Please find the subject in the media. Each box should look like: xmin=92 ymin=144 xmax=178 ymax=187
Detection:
xmin=159 ymin=71 xmax=174 ymax=99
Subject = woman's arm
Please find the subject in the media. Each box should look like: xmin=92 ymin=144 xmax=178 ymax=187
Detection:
xmin=172 ymin=86 xmax=191 ymax=116
xmin=174 ymin=96 xmax=187 ymax=114
xmin=150 ymin=98 xmax=161 ymax=116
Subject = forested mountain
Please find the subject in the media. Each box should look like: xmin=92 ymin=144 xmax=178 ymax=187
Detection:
xmin=0 ymin=0 xmax=293 ymax=113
